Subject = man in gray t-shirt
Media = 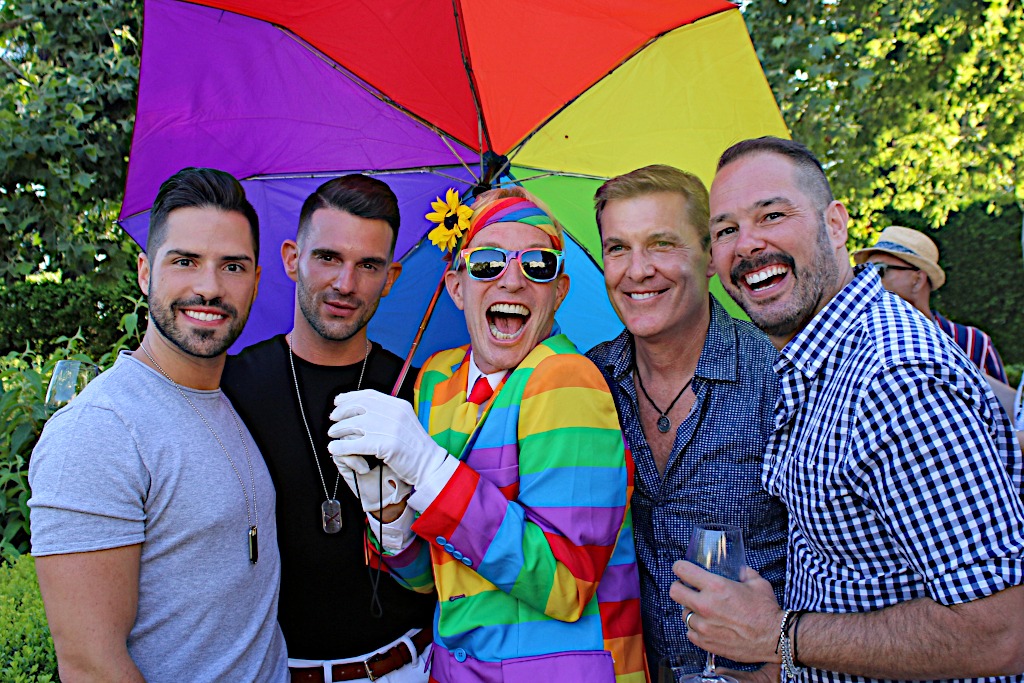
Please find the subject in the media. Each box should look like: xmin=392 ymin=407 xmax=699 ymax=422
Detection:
xmin=28 ymin=168 xmax=287 ymax=682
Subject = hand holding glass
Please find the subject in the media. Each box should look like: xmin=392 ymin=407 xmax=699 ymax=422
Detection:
xmin=661 ymin=523 xmax=746 ymax=683
xmin=45 ymin=360 xmax=100 ymax=412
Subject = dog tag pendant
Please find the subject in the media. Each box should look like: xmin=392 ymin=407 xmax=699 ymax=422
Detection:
xmin=322 ymin=499 xmax=342 ymax=534
xmin=657 ymin=415 xmax=671 ymax=433
xmin=248 ymin=526 xmax=258 ymax=564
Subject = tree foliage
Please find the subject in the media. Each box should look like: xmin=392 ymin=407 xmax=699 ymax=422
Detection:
xmin=1 ymin=0 xmax=141 ymax=284
xmin=743 ymin=0 xmax=1024 ymax=246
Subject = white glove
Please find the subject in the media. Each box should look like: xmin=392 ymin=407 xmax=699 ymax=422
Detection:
xmin=328 ymin=390 xmax=459 ymax=509
xmin=334 ymin=455 xmax=412 ymax=514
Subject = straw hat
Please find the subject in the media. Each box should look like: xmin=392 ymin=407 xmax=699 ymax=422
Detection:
xmin=852 ymin=225 xmax=946 ymax=289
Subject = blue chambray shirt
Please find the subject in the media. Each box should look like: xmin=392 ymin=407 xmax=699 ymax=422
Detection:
xmin=587 ymin=297 xmax=788 ymax=674
xmin=770 ymin=266 xmax=1024 ymax=683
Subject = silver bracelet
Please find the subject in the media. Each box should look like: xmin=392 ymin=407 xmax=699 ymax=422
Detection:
xmin=778 ymin=609 xmax=807 ymax=679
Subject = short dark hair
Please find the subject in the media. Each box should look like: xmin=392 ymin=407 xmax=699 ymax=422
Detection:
xmin=148 ymin=167 xmax=260 ymax=262
xmin=297 ymin=174 xmax=401 ymax=253
xmin=717 ymin=137 xmax=833 ymax=211
xmin=594 ymin=164 xmax=710 ymax=249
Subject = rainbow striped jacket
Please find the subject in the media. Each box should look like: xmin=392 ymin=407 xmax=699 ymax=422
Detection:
xmin=382 ymin=334 xmax=647 ymax=683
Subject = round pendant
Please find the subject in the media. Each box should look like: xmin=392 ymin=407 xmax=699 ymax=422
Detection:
xmin=321 ymin=499 xmax=342 ymax=534
xmin=657 ymin=415 xmax=671 ymax=433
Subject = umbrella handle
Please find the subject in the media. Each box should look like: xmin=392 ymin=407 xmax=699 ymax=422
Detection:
xmin=390 ymin=266 xmax=449 ymax=397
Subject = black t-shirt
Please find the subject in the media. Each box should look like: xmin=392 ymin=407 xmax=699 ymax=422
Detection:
xmin=222 ymin=334 xmax=436 ymax=660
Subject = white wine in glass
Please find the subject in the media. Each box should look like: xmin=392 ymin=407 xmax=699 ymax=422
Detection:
xmin=671 ymin=523 xmax=746 ymax=683
xmin=45 ymin=360 xmax=100 ymax=413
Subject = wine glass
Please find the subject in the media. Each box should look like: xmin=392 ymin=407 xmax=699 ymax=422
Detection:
xmin=667 ymin=523 xmax=746 ymax=683
xmin=45 ymin=360 xmax=100 ymax=412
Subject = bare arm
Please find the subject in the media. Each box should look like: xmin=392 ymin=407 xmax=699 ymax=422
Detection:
xmin=35 ymin=545 xmax=146 ymax=683
xmin=672 ymin=562 xmax=1024 ymax=679
xmin=797 ymin=584 xmax=1024 ymax=678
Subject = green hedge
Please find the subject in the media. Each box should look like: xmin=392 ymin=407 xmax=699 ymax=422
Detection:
xmin=0 ymin=555 xmax=57 ymax=682
xmin=0 ymin=274 xmax=139 ymax=361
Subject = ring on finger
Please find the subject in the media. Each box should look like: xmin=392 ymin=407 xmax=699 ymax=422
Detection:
xmin=685 ymin=610 xmax=695 ymax=630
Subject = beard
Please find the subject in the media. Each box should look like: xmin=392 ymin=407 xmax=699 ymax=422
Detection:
xmin=728 ymin=220 xmax=839 ymax=341
xmin=147 ymin=290 xmax=248 ymax=359
xmin=296 ymin=276 xmax=381 ymax=343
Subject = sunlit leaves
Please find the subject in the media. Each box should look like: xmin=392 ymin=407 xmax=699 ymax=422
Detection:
xmin=0 ymin=0 xmax=141 ymax=284
xmin=744 ymin=0 xmax=1024 ymax=245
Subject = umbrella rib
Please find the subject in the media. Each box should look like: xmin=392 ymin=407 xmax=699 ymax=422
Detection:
xmin=449 ymin=0 xmax=492 ymax=157
xmin=502 ymin=20 xmax=712 ymax=162
xmin=275 ymin=25 xmax=477 ymax=156
xmin=438 ymin=134 xmax=480 ymax=184
xmin=507 ymin=169 xmax=610 ymax=183
xmin=243 ymin=167 xmax=479 ymax=187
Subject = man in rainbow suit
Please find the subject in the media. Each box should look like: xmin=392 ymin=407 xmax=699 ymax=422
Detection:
xmin=328 ymin=187 xmax=648 ymax=683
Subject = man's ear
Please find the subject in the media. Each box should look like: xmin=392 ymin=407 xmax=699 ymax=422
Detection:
xmin=137 ymin=252 xmax=151 ymax=296
xmin=444 ymin=269 xmax=465 ymax=311
xmin=911 ymin=269 xmax=929 ymax=294
xmin=552 ymin=273 xmax=570 ymax=313
xmin=825 ymin=200 xmax=850 ymax=249
xmin=281 ymin=240 xmax=299 ymax=283
xmin=381 ymin=262 xmax=402 ymax=297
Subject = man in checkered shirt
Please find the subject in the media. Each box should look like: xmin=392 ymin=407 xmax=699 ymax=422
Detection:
xmin=670 ymin=136 xmax=1024 ymax=682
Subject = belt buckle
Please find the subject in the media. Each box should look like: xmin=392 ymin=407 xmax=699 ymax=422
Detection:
xmin=362 ymin=650 xmax=388 ymax=682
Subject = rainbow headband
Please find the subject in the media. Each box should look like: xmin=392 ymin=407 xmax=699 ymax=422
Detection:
xmin=461 ymin=196 xmax=563 ymax=250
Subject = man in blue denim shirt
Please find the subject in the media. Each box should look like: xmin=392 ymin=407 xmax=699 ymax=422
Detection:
xmin=585 ymin=165 xmax=787 ymax=677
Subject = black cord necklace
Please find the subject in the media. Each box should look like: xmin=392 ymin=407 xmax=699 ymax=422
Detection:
xmin=635 ymin=366 xmax=694 ymax=434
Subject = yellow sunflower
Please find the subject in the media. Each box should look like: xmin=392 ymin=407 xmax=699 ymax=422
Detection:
xmin=425 ymin=188 xmax=472 ymax=252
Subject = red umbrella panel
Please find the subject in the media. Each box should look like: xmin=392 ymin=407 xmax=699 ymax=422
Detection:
xmin=120 ymin=0 xmax=788 ymax=362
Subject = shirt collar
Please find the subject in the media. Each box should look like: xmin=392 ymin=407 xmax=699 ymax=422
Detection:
xmin=467 ymin=351 xmax=509 ymax=393
xmin=778 ymin=265 xmax=882 ymax=379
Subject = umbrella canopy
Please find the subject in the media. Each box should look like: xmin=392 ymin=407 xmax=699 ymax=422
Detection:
xmin=120 ymin=0 xmax=788 ymax=363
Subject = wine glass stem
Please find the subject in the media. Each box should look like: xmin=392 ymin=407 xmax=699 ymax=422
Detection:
xmin=702 ymin=652 xmax=717 ymax=679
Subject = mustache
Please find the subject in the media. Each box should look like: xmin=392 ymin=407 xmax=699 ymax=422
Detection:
xmin=730 ymin=252 xmax=796 ymax=286
xmin=172 ymin=296 xmax=237 ymax=318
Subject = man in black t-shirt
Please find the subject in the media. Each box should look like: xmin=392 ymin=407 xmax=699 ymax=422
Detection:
xmin=223 ymin=175 xmax=435 ymax=683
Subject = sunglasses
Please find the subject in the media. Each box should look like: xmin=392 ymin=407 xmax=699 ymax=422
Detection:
xmin=458 ymin=247 xmax=564 ymax=283
xmin=862 ymin=261 xmax=919 ymax=278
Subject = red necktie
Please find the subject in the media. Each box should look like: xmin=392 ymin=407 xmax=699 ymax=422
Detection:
xmin=467 ymin=376 xmax=494 ymax=405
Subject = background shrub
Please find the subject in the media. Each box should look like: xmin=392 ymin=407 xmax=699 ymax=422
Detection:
xmin=0 ymin=555 xmax=57 ymax=682
xmin=0 ymin=274 xmax=138 ymax=360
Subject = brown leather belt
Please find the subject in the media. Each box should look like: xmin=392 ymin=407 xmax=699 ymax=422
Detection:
xmin=289 ymin=628 xmax=433 ymax=683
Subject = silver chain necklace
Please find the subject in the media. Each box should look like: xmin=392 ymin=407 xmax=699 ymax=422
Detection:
xmin=140 ymin=343 xmax=259 ymax=563
xmin=287 ymin=335 xmax=370 ymax=534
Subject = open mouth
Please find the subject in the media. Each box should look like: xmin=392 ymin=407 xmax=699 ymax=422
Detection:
xmin=487 ymin=303 xmax=530 ymax=341
xmin=742 ymin=264 xmax=789 ymax=292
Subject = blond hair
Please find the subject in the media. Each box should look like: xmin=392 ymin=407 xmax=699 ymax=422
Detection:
xmin=594 ymin=164 xmax=710 ymax=248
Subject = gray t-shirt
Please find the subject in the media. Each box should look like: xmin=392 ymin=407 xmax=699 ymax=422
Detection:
xmin=29 ymin=352 xmax=288 ymax=683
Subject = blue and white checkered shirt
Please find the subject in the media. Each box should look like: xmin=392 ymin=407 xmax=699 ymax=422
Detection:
xmin=769 ymin=267 xmax=1024 ymax=683
xmin=587 ymin=297 xmax=788 ymax=674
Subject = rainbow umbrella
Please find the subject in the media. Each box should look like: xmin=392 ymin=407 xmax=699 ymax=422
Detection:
xmin=119 ymin=0 xmax=787 ymax=363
